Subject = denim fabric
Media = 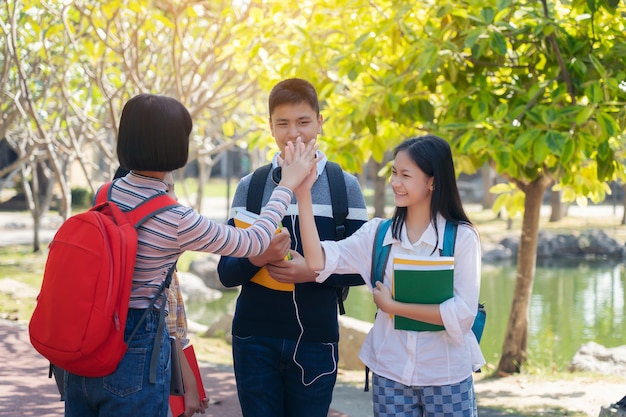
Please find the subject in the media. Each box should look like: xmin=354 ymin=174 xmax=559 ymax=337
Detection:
xmin=232 ymin=334 xmax=338 ymax=417
xmin=64 ymin=308 xmax=171 ymax=417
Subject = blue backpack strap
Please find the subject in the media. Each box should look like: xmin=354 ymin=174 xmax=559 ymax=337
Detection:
xmin=441 ymin=221 xmax=458 ymax=257
xmin=442 ymin=220 xmax=486 ymax=344
xmin=370 ymin=219 xmax=392 ymax=288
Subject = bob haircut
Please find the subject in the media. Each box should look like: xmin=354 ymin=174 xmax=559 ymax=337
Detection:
xmin=268 ymin=78 xmax=320 ymax=118
xmin=117 ymin=94 xmax=191 ymax=172
xmin=391 ymin=134 xmax=471 ymax=243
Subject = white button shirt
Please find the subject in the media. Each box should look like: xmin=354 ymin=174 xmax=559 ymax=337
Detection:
xmin=317 ymin=215 xmax=485 ymax=386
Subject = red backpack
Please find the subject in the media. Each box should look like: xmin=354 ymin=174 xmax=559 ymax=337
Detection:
xmin=29 ymin=181 xmax=178 ymax=377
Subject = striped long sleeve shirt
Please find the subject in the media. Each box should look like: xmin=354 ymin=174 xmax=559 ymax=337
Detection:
xmin=105 ymin=172 xmax=291 ymax=310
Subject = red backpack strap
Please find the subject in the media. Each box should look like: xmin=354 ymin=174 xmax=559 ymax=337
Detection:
xmin=125 ymin=194 xmax=179 ymax=228
xmin=95 ymin=180 xmax=178 ymax=227
xmin=94 ymin=181 xmax=113 ymax=206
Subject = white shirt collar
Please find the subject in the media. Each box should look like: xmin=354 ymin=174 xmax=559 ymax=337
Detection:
xmin=390 ymin=214 xmax=447 ymax=251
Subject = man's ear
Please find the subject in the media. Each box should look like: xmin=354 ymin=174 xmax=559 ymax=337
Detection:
xmin=318 ymin=114 xmax=323 ymax=134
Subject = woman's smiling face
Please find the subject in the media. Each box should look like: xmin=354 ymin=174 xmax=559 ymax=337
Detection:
xmin=390 ymin=149 xmax=434 ymax=209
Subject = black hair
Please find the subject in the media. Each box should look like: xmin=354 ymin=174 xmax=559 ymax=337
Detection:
xmin=116 ymin=94 xmax=191 ymax=171
xmin=391 ymin=135 xmax=471 ymax=242
xmin=268 ymin=78 xmax=319 ymax=118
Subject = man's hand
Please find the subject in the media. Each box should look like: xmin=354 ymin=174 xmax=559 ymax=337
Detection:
xmin=266 ymin=250 xmax=318 ymax=283
xmin=249 ymin=228 xmax=291 ymax=267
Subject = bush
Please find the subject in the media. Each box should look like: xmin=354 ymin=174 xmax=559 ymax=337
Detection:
xmin=71 ymin=187 xmax=92 ymax=209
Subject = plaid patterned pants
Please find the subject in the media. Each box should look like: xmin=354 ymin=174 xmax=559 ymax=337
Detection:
xmin=372 ymin=373 xmax=477 ymax=417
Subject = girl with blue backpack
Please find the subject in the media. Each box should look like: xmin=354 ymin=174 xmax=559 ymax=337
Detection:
xmin=295 ymin=135 xmax=485 ymax=417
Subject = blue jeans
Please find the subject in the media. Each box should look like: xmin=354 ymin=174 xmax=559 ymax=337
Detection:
xmin=232 ymin=334 xmax=338 ymax=417
xmin=64 ymin=308 xmax=171 ymax=417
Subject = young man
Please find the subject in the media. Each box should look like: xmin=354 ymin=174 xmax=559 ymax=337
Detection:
xmin=217 ymin=78 xmax=368 ymax=417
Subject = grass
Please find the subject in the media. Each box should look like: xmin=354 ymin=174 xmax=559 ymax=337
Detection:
xmin=176 ymin=177 xmax=238 ymax=199
xmin=0 ymin=245 xmax=47 ymax=322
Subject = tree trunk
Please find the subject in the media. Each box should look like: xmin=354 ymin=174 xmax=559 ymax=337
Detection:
xmin=548 ymin=188 xmax=564 ymax=222
xmin=370 ymin=157 xmax=389 ymax=218
xmin=481 ymin=164 xmax=497 ymax=210
xmin=497 ymin=175 xmax=551 ymax=375
xmin=622 ymin=184 xmax=626 ymax=225
xmin=195 ymin=156 xmax=207 ymax=214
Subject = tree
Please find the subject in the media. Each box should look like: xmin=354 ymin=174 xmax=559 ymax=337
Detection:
xmin=1 ymin=0 xmax=97 ymax=251
xmin=279 ymin=0 xmax=626 ymax=373
xmin=2 ymin=0 xmax=283 ymax=248
xmin=68 ymin=0 xmax=280 ymax=211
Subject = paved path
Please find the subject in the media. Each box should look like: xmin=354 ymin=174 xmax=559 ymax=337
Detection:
xmin=0 ymin=319 xmax=529 ymax=417
xmin=0 ymin=320 xmax=358 ymax=417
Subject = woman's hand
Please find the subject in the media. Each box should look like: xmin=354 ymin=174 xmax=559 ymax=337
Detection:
xmin=278 ymin=137 xmax=318 ymax=191
xmin=372 ymin=281 xmax=395 ymax=314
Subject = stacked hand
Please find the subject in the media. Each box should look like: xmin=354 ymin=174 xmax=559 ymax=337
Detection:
xmin=277 ymin=137 xmax=319 ymax=191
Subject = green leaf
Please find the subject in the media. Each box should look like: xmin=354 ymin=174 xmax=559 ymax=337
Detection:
xmin=597 ymin=140 xmax=610 ymax=160
xmin=365 ymin=114 xmax=377 ymax=135
xmin=585 ymin=82 xmax=604 ymax=104
xmin=470 ymin=101 xmax=489 ymax=121
xmin=489 ymin=32 xmax=507 ymax=56
xmin=464 ymin=28 xmax=483 ymax=49
xmin=381 ymin=94 xmax=395 ymax=113
xmin=575 ymin=105 xmax=595 ymax=125
xmin=597 ymin=112 xmax=619 ymax=138
xmin=492 ymin=103 xmax=509 ymax=121
xmin=417 ymin=99 xmax=435 ymax=122
xmin=586 ymin=0 xmax=596 ymax=12
xmin=494 ymin=149 xmax=512 ymax=170
xmin=596 ymin=151 xmax=615 ymax=180
xmin=481 ymin=7 xmax=495 ymax=23
xmin=541 ymin=107 xmax=557 ymax=125
xmin=419 ymin=43 xmax=438 ymax=69
xmin=545 ymin=130 xmax=565 ymax=155
xmin=601 ymin=0 xmax=619 ymax=11
xmin=514 ymin=130 xmax=537 ymax=151
xmin=561 ymin=139 xmax=575 ymax=165
xmin=533 ymin=133 xmax=550 ymax=164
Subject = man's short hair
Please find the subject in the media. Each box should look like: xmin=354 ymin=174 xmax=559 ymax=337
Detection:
xmin=268 ymin=78 xmax=319 ymax=118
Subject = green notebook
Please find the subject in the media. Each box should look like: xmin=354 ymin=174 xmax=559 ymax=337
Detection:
xmin=392 ymin=255 xmax=454 ymax=331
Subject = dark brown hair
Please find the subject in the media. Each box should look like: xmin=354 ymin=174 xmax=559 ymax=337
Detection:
xmin=117 ymin=94 xmax=191 ymax=171
xmin=268 ymin=78 xmax=319 ymax=118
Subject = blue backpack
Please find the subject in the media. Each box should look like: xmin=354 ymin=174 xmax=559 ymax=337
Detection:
xmin=371 ymin=219 xmax=486 ymax=342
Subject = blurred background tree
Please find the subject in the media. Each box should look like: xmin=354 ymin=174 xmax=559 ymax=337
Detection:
xmin=2 ymin=0 xmax=625 ymax=374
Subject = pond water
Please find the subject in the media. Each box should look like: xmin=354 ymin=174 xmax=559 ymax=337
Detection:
xmin=187 ymin=259 xmax=626 ymax=371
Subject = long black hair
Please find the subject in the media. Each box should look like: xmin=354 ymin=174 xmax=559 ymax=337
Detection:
xmin=391 ymin=135 xmax=471 ymax=243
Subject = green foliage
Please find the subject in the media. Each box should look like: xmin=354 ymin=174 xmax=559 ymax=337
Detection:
xmin=267 ymin=0 xmax=626 ymax=217
xmin=70 ymin=187 xmax=91 ymax=209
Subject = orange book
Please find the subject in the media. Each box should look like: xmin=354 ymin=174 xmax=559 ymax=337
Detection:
xmin=169 ymin=345 xmax=207 ymax=417
xmin=233 ymin=209 xmax=294 ymax=292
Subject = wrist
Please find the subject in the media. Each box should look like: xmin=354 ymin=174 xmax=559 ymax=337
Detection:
xmin=294 ymin=191 xmax=311 ymax=202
